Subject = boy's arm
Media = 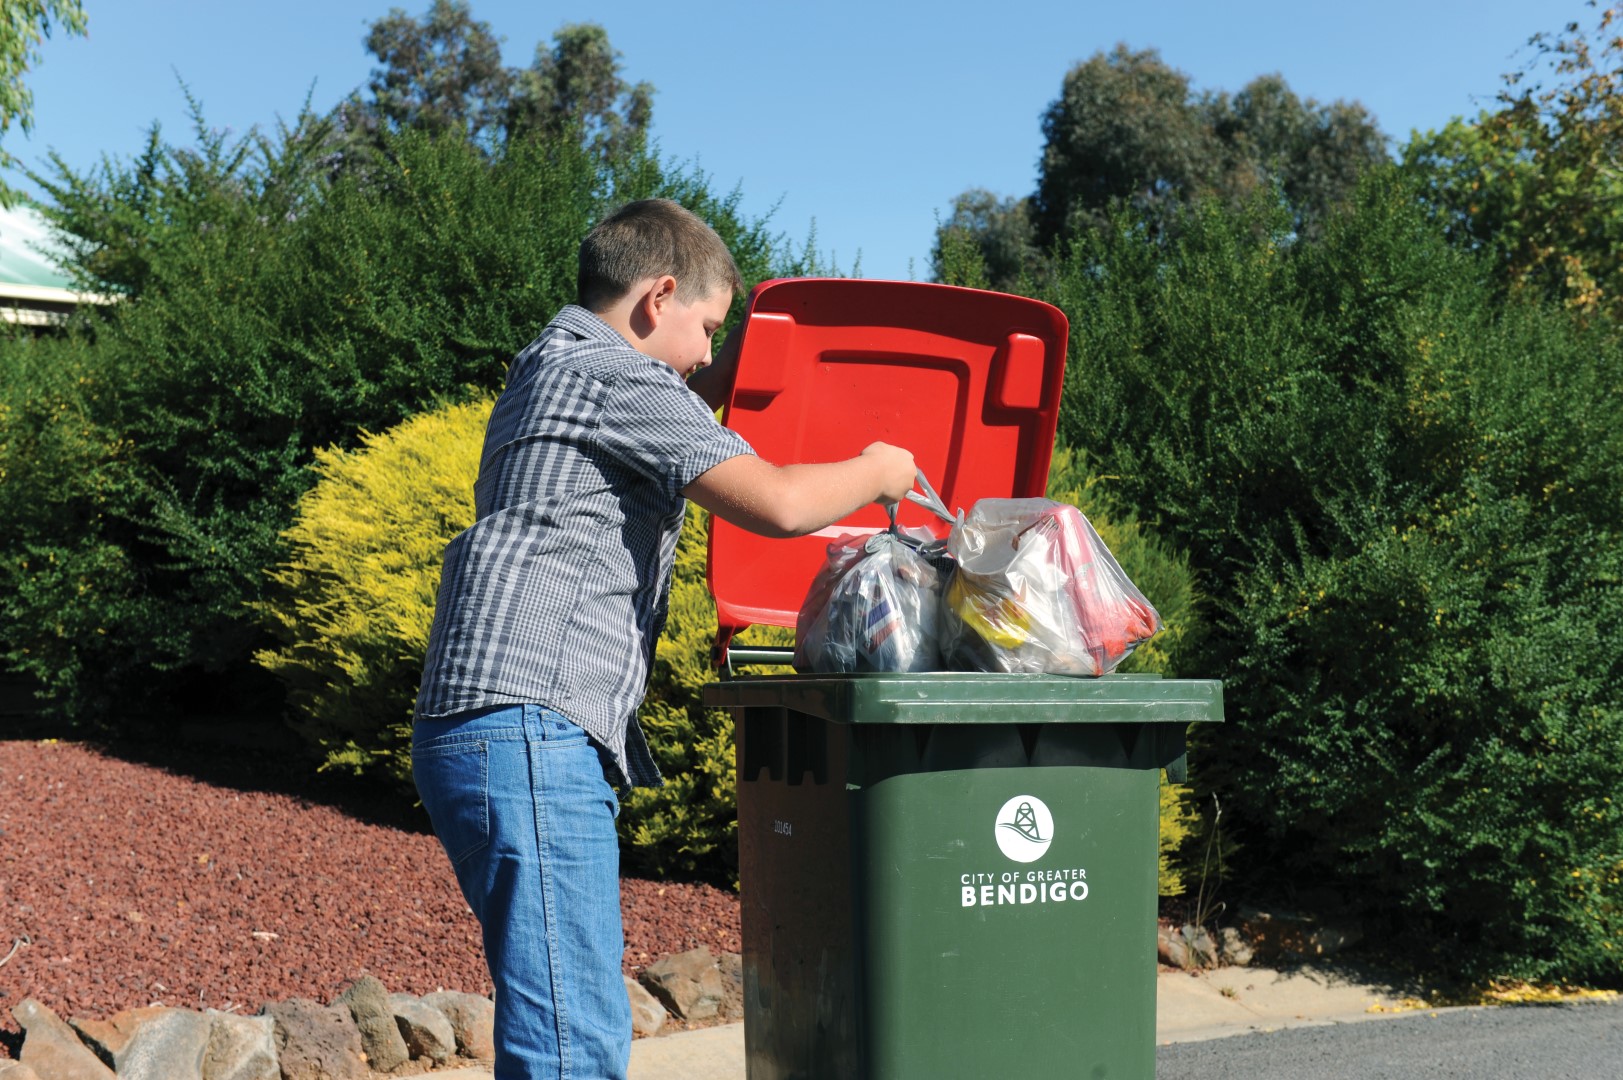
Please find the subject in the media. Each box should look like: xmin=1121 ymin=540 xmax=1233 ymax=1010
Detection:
xmin=684 ymin=442 xmax=917 ymax=539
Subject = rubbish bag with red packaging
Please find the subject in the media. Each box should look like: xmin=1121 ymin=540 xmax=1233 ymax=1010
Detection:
xmin=941 ymin=498 xmax=1161 ymax=676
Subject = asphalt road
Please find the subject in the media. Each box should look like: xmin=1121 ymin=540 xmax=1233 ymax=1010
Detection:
xmin=1156 ymin=1001 xmax=1623 ymax=1079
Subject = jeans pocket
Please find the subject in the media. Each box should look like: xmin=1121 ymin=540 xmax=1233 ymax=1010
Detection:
xmin=412 ymin=740 xmax=490 ymax=868
xmin=599 ymin=750 xmax=623 ymax=821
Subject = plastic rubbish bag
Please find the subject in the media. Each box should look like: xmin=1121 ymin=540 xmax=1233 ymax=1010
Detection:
xmin=794 ymin=522 xmax=948 ymax=674
xmin=941 ymin=498 xmax=1161 ymax=676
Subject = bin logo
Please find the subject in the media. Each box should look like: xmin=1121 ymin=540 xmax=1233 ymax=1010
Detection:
xmin=994 ymin=795 xmax=1054 ymax=863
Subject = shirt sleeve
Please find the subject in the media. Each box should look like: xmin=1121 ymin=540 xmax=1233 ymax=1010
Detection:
xmin=595 ymin=360 xmax=756 ymax=500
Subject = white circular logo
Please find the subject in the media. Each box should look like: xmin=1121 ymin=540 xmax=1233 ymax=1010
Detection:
xmin=994 ymin=794 xmax=1054 ymax=863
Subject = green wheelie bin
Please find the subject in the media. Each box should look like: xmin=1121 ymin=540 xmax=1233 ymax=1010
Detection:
xmin=704 ymin=672 xmax=1222 ymax=1079
xmin=703 ymin=279 xmax=1224 ymax=1078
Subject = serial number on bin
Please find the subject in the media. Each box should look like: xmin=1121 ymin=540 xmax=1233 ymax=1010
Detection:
xmin=773 ymin=819 xmax=793 ymax=837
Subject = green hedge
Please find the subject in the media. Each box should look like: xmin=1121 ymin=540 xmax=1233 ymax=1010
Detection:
xmin=1043 ymin=171 xmax=1623 ymax=984
xmin=4 ymin=121 xmax=778 ymax=727
xmin=0 ymin=329 xmax=146 ymax=718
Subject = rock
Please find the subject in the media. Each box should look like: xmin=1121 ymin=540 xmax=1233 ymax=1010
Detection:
xmin=639 ymin=947 xmax=727 ymax=1022
xmin=421 ymin=991 xmax=495 ymax=1062
xmin=68 ymin=1017 xmax=122 ymax=1068
xmin=117 ymin=1007 xmax=211 ymax=1080
xmin=202 ymin=1011 xmax=278 ymax=1080
xmin=70 ymin=1006 xmax=166 ymax=1068
xmin=1157 ymin=923 xmax=1191 ymax=969
xmin=1217 ymin=926 xmax=1255 ymax=967
xmin=0 ymin=1061 xmax=44 ymax=1080
xmin=717 ymin=952 xmax=744 ymax=1022
xmin=11 ymin=998 xmax=116 ymax=1080
xmin=261 ymin=998 xmax=367 ymax=1080
xmin=333 ymin=975 xmax=409 ymax=1073
xmin=1236 ymin=906 xmax=1363 ymax=962
xmin=1184 ymin=924 xmax=1219 ymax=968
xmin=388 ymin=993 xmax=456 ymax=1063
xmin=625 ymin=976 xmax=666 ymax=1037
xmin=1156 ymin=923 xmax=1217 ymax=970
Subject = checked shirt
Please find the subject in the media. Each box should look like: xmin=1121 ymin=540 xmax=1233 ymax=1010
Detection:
xmin=415 ymin=305 xmax=753 ymax=787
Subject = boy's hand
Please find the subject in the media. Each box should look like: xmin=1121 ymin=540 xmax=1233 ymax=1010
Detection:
xmin=688 ymin=323 xmax=743 ymax=411
xmin=712 ymin=322 xmax=744 ymax=375
xmin=862 ymin=442 xmax=917 ymax=504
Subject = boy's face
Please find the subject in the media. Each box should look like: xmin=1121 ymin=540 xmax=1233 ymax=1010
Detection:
xmin=644 ymin=283 xmax=733 ymax=379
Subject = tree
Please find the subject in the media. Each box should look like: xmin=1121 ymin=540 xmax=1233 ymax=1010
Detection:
xmin=508 ymin=23 xmax=653 ymax=160
xmin=929 ymin=188 xmax=1038 ymax=289
xmin=360 ymin=0 xmax=510 ymax=145
xmin=0 ymin=0 xmax=88 ymax=206
xmin=339 ymin=1 xmax=652 ymax=160
xmin=1403 ymin=3 xmax=1623 ymax=323
xmin=940 ymin=45 xmax=1386 ymax=290
xmin=1207 ymin=73 xmax=1389 ymax=240
xmin=1035 ymin=47 xmax=1386 ymax=246
xmin=1032 ymin=45 xmax=1222 ymax=246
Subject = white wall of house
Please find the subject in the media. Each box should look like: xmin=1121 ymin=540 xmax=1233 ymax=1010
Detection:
xmin=0 ymin=204 xmax=111 ymax=326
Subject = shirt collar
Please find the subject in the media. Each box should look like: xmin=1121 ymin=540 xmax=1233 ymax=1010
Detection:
xmin=549 ymin=303 xmax=689 ymax=388
xmin=553 ymin=303 xmax=634 ymax=348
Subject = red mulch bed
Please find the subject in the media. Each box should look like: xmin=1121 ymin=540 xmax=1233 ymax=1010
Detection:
xmin=0 ymin=738 xmax=739 ymax=1056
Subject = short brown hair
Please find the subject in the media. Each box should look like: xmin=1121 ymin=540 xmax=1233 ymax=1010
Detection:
xmin=577 ymin=198 xmax=744 ymax=311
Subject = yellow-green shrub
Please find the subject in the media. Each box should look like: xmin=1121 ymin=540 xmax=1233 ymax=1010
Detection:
xmin=254 ymin=395 xmax=776 ymax=878
xmin=255 ymin=396 xmax=493 ymax=777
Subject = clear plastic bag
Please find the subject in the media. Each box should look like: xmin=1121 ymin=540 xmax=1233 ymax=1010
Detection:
xmin=794 ymin=525 xmax=947 ymax=673
xmin=941 ymin=498 xmax=1161 ymax=676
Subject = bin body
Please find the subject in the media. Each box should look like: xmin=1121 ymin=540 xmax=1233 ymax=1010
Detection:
xmin=705 ymin=672 xmax=1223 ymax=1080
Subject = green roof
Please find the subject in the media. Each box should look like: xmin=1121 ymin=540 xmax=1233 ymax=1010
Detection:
xmin=0 ymin=204 xmax=75 ymax=290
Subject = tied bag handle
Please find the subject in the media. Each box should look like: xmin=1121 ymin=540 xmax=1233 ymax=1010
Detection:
xmin=881 ymin=469 xmax=956 ymax=540
xmin=905 ymin=469 xmax=958 ymax=526
xmin=877 ymin=470 xmax=958 ymax=571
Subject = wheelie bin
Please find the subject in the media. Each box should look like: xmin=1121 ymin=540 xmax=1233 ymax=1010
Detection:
xmin=703 ymin=279 xmax=1224 ymax=1079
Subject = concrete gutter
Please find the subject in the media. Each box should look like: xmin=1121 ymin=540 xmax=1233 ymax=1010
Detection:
xmin=429 ymin=964 xmax=1484 ymax=1079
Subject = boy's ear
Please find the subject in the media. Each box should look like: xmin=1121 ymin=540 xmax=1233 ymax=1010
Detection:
xmin=642 ymin=274 xmax=680 ymax=324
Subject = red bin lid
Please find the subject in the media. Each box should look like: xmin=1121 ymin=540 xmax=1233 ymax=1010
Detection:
xmin=706 ymin=278 xmax=1070 ymax=662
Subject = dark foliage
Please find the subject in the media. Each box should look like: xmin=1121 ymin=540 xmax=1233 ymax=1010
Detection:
xmin=1043 ymin=173 xmax=1623 ymax=985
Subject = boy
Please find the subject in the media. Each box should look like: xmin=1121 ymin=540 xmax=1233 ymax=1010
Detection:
xmin=412 ymin=198 xmax=916 ymax=1080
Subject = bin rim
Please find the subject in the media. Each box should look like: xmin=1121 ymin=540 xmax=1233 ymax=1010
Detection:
xmin=703 ymin=671 xmax=1225 ymax=727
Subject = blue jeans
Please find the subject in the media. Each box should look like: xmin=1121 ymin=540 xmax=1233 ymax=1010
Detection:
xmin=412 ymin=704 xmax=629 ymax=1080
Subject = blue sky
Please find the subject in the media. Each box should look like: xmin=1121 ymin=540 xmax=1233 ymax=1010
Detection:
xmin=14 ymin=0 xmax=1594 ymax=281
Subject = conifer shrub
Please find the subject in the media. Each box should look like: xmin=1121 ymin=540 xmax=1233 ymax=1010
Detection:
xmin=1043 ymin=173 xmax=1623 ymax=984
xmin=10 ymin=118 xmax=780 ymax=728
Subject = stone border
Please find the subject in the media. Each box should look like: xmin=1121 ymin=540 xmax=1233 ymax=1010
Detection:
xmin=6 ymin=949 xmax=743 ymax=1078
